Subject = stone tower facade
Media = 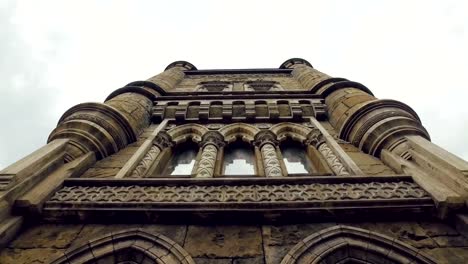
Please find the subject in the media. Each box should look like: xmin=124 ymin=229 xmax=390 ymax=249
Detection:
xmin=1 ymin=58 xmax=468 ymax=263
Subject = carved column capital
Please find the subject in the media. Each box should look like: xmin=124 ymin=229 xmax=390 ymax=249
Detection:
xmin=305 ymin=128 xmax=326 ymax=148
xmin=154 ymin=131 xmax=174 ymax=150
xmin=200 ymin=131 xmax=225 ymax=149
xmin=254 ymin=131 xmax=278 ymax=148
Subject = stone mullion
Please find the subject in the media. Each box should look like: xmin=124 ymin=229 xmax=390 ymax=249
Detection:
xmin=195 ymin=131 xmax=225 ymax=178
xmin=195 ymin=144 xmax=219 ymax=178
xmin=254 ymin=130 xmax=284 ymax=177
xmin=260 ymin=143 xmax=283 ymax=177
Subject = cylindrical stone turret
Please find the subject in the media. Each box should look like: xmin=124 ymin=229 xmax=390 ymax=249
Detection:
xmin=48 ymin=61 xmax=196 ymax=161
xmin=282 ymin=58 xmax=429 ymax=158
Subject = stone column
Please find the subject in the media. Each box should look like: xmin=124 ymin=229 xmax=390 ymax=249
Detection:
xmin=306 ymin=128 xmax=350 ymax=176
xmin=254 ymin=131 xmax=283 ymax=177
xmin=195 ymin=132 xmax=225 ymax=178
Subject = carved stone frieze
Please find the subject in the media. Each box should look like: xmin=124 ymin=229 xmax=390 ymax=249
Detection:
xmin=46 ymin=181 xmax=430 ymax=205
xmin=261 ymin=143 xmax=283 ymax=177
xmin=195 ymin=144 xmax=218 ymax=178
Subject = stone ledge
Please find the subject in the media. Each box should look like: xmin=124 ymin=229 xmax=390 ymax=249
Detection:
xmin=37 ymin=176 xmax=435 ymax=223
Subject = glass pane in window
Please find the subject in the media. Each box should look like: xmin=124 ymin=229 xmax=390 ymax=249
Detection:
xmin=281 ymin=140 xmax=314 ymax=174
xmin=166 ymin=142 xmax=198 ymax=175
xmin=223 ymin=140 xmax=255 ymax=175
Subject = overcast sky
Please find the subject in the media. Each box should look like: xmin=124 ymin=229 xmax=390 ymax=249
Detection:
xmin=1 ymin=0 xmax=467 ymax=169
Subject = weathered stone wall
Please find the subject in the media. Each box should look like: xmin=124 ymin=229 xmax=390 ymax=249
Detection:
xmin=1 ymin=221 xmax=467 ymax=263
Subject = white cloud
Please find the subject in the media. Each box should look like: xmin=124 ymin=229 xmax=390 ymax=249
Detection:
xmin=1 ymin=0 xmax=467 ymax=169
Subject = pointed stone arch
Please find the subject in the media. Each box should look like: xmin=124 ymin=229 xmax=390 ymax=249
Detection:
xmin=281 ymin=225 xmax=437 ymax=264
xmin=167 ymin=123 xmax=209 ymax=144
xmin=269 ymin=122 xmax=312 ymax=143
xmin=52 ymin=229 xmax=194 ymax=264
xmin=219 ymin=123 xmax=260 ymax=143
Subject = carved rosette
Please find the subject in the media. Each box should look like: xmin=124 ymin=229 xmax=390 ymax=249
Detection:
xmin=306 ymin=128 xmax=350 ymax=176
xmin=129 ymin=132 xmax=174 ymax=178
xmin=254 ymin=131 xmax=283 ymax=177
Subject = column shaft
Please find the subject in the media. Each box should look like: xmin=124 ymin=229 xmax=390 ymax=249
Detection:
xmin=260 ymin=143 xmax=283 ymax=177
xmin=195 ymin=144 xmax=218 ymax=178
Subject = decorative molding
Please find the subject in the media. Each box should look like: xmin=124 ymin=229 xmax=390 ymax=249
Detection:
xmin=47 ymin=180 xmax=430 ymax=205
xmin=254 ymin=123 xmax=273 ymax=129
xmin=152 ymin=99 xmax=325 ymax=122
xmin=254 ymin=130 xmax=279 ymax=148
xmin=51 ymin=229 xmax=195 ymax=264
xmin=305 ymin=128 xmax=326 ymax=147
xmin=281 ymin=225 xmax=437 ymax=264
xmin=129 ymin=132 xmax=173 ymax=178
xmin=200 ymin=131 xmax=225 ymax=149
xmin=261 ymin=143 xmax=283 ymax=177
xmin=153 ymin=131 xmax=174 ymax=149
xmin=305 ymin=128 xmax=351 ymax=176
xmin=195 ymin=144 xmax=218 ymax=178
xmin=206 ymin=123 xmax=225 ymax=130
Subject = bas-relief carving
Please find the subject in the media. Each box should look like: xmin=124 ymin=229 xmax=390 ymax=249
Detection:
xmin=195 ymin=144 xmax=218 ymax=178
xmin=129 ymin=144 xmax=161 ymax=178
xmin=306 ymin=128 xmax=351 ymax=176
xmin=261 ymin=144 xmax=283 ymax=177
xmin=129 ymin=132 xmax=173 ymax=178
xmin=318 ymin=143 xmax=350 ymax=176
xmin=47 ymin=181 xmax=430 ymax=205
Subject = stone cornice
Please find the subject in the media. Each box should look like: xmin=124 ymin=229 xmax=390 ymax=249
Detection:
xmin=40 ymin=176 xmax=434 ymax=223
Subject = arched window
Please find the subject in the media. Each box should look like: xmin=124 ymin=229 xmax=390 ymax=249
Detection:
xmin=280 ymin=139 xmax=315 ymax=174
xmin=164 ymin=141 xmax=198 ymax=176
xmin=223 ymin=139 xmax=256 ymax=176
